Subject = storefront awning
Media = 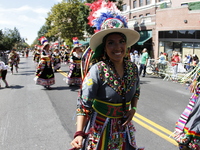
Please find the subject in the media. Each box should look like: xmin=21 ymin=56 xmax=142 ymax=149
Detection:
xmin=79 ymin=40 xmax=89 ymax=46
xmin=137 ymin=31 xmax=152 ymax=45
xmin=72 ymin=39 xmax=90 ymax=47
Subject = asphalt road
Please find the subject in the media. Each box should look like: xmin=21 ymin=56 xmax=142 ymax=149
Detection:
xmin=0 ymin=53 xmax=191 ymax=150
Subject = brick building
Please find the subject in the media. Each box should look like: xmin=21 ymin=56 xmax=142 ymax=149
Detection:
xmin=122 ymin=0 xmax=200 ymax=60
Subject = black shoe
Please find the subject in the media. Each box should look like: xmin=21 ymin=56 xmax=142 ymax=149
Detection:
xmin=142 ymin=75 xmax=145 ymax=77
xmin=47 ymin=86 xmax=52 ymax=90
xmin=179 ymin=145 xmax=191 ymax=150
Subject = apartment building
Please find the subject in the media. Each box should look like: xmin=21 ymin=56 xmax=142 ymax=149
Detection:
xmin=122 ymin=0 xmax=200 ymax=60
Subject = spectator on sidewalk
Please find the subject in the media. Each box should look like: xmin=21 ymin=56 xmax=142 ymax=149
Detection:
xmin=183 ymin=55 xmax=188 ymax=71
xmin=171 ymin=52 xmax=181 ymax=79
xmin=130 ymin=52 xmax=135 ymax=63
xmin=139 ymin=48 xmax=149 ymax=77
xmin=134 ymin=50 xmax=140 ymax=65
xmin=157 ymin=52 xmax=167 ymax=70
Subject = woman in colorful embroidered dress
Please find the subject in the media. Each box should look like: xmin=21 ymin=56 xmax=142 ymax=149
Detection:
xmin=66 ymin=45 xmax=82 ymax=86
xmin=52 ymin=48 xmax=62 ymax=72
xmin=63 ymin=48 xmax=71 ymax=64
xmin=172 ymin=64 xmax=200 ymax=150
xmin=33 ymin=48 xmax=41 ymax=68
xmin=35 ymin=40 xmax=55 ymax=90
xmin=70 ymin=1 xmax=143 ymax=149
xmin=8 ymin=49 xmax=20 ymax=74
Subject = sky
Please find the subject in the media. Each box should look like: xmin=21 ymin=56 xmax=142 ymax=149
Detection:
xmin=0 ymin=0 xmax=62 ymax=45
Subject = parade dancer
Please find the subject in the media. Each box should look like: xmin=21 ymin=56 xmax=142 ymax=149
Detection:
xmin=172 ymin=64 xmax=200 ymax=150
xmin=52 ymin=47 xmax=62 ymax=72
xmin=66 ymin=43 xmax=83 ymax=86
xmin=70 ymin=1 xmax=143 ymax=149
xmin=35 ymin=37 xmax=55 ymax=90
xmin=63 ymin=48 xmax=71 ymax=65
xmin=33 ymin=47 xmax=41 ymax=69
xmin=8 ymin=49 xmax=20 ymax=74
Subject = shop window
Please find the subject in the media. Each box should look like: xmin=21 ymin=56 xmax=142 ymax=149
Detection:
xmin=178 ymin=30 xmax=195 ymax=39
xmin=139 ymin=0 xmax=143 ymax=6
xmin=122 ymin=4 xmax=127 ymax=11
xmin=196 ymin=30 xmax=200 ymax=39
xmin=182 ymin=43 xmax=193 ymax=48
xmin=194 ymin=43 xmax=200 ymax=49
xmin=159 ymin=41 xmax=164 ymax=47
xmin=139 ymin=14 xmax=143 ymax=18
xmin=133 ymin=0 xmax=137 ymax=8
xmin=165 ymin=31 xmax=178 ymax=38
xmin=159 ymin=31 xmax=164 ymax=38
xmin=159 ymin=30 xmax=200 ymax=39
xmin=181 ymin=3 xmax=188 ymax=6
xmin=146 ymin=0 xmax=151 ymax=5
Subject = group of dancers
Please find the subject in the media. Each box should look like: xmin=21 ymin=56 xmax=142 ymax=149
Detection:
xmin=33 ymin=38 xmax=83 ymax=90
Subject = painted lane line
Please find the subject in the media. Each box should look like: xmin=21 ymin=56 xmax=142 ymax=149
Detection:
xmin=135 ymin=113 xmax=173 ymax=136
xmin=133 ymin=117 xmax=178 ymax=146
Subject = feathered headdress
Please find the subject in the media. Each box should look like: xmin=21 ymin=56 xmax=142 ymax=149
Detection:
xmin=72 ymin=37 xmax=79 ymax=45
xmin=85 ymin=0 xmax=127 ymax=32
xmin=38 ymin=36 xmax=48 ymax=45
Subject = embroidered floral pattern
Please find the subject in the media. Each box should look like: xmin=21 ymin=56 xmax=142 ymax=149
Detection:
xmin=77 ymin=96 xmax=94 ymax=115
xmin=97 ymin=60 xmax=139 ymax=96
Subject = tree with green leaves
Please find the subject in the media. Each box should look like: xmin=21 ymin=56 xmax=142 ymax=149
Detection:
xmin=0 ymin=27 xmax=23 ymax=50
xmin=45 ymin=0 xmax=86 ymax=45
xmin=34 ymin=0 xmax=123 ymax=47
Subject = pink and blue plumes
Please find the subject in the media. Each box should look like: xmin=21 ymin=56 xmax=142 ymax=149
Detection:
xmin=86 ymin=0 xmax=128 ymax=32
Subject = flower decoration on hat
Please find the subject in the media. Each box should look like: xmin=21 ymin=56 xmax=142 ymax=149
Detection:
xmin=86 ymin=0 xmax=128 ymax=32
xmin=38 ymin=36 xmax=48 ymax=45
xmin=72 ymin=37 xmax=79 ymax=45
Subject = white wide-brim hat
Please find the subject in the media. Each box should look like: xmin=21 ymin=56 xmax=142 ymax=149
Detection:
xmin=90 ymin=28 xmax=140 ymax=50
xmin=72 ymin=44 xmax=82 ymax=51
xmin=43 ymin=41 xmax=49 ymax=48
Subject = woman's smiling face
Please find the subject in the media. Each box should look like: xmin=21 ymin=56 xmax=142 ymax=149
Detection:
xmin=105 ymin=33 xmax=127 ymax=63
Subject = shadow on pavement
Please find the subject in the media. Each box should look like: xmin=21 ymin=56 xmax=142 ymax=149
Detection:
xmin=140 ymin=80 xmax=151 ymax=84
xmin=19 ymin=67 xmax=31 ymax=69
xmin=17 ymin=73 xmax=35 ymax=76
xmin=42 ymin=85 xmax=80 ymax=91
xmin=16 ymin=70 xmax=35 ymax=76
xmin=8 ymin=85 xmax=24 ymax=89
